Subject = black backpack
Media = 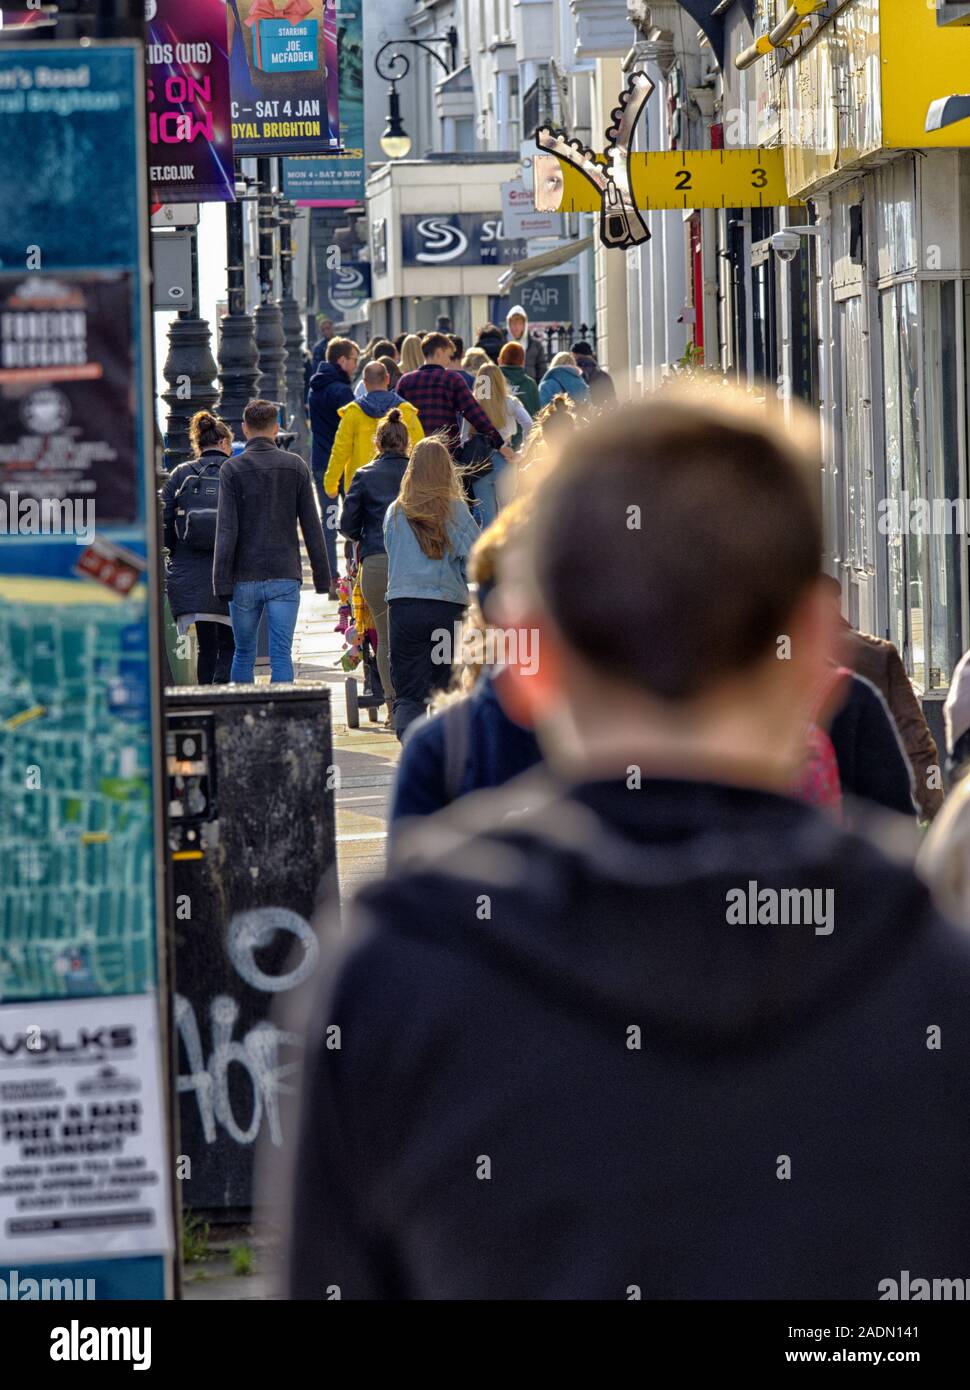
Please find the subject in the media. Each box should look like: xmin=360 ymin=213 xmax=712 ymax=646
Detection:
xmin=173 ymin=458 xmax=222 ymax=551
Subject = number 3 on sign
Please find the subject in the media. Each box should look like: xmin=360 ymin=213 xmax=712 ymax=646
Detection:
xmin=751 ymin=168 xmax=768 ymax=188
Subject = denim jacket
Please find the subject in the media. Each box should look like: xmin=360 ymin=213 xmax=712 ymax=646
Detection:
xmin=384 ymin=499 xmax=480 ymax=605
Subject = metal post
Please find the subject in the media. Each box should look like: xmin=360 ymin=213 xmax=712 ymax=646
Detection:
xmin=254 ymin=156 xmax=285 ymax=405
xmin=217 ymin=161 xmax=259 ymax=437
xmin=160 ymin=226 xmax=218 ymax=470
xmin=277 ymin=158 xmax=310 ymax=459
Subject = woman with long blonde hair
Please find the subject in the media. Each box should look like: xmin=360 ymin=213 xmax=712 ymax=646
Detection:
xmin=399 ymin=333 xmax=425 ymax=373
xmin=459 ymin=362 xmax=532 ymax=527
xmin=383 ymin=435 xmax=480 ymax=737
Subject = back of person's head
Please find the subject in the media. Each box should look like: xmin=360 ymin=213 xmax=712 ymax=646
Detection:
xmin=473 ymin=362 xmax=509 ymax=431
xmin=526 ymin=392 xmax=822 ymax=705
xmin=537 ymin=394 xmax=576 ymax=439
xmin=242 ymin=399 xmax=280 ymax=436
xmin=448 ymin=333 xmax=464 ymax=359
xmin=476 ymin=322 xmax=501 ymax=340
xmin=461 ymin=347 xmax=491 ymax=374
xmin=374 ymin=407 xmax=411 ymax=457
xmin=326 ymin=336 xmax=358 ymax=366
xmin=363 ymin=359 xmax=390 ymax=390
xmin=550 ymin=351 xmax=577 ymax=371
xmin=570 ymin=341 xmax=593 ymax=358
xmin=499 ymin=341 xmax=525 ymax=368
xmin=400 ymin=334 xmax=425 ymax=371
xmin=189 ymin=408 xmax=232 ymax=455
xmin=393 ymin=332 xmax=407 ymax=352
xmin=378 ymin=354 xmax=402 ymax=388
xmin=421 ymin=331 xmax=452 ymax=360
xmin=397 ymin=434 xmax=463 ymax=559
xmin=371 ymin=338 xmax=396 ymax=361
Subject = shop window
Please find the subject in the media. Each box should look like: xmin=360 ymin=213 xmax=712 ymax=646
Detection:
xmin=881 ymin=282 xmax=925 ymax=686
xmin=923 ymin=280 xmax=962 ymax=690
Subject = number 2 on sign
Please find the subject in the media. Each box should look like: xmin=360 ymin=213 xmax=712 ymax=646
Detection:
xmin=675 ymin=169 xmax=692 ymax=191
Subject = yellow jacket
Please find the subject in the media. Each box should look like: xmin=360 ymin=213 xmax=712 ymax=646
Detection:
xmin=324 ymin=396 xmax=423 ymax=496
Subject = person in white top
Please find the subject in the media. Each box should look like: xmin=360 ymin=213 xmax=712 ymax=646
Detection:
xmin=460 ymin=363 xmax=533 ymax=527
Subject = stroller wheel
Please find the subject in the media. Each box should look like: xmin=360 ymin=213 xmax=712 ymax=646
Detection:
xmin=367 ymin=705 xmax=379 ymax=723
xmin=345 ymin=676 xmax=360 ymax=729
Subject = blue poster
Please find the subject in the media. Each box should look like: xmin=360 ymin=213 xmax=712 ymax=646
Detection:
xmin=0 ymin=43 xmax=172 ymax=1297
xmin=400 ymin=213 xmax=528 ymax=267
xmin=283 ymin=0 xmax=363 ymax=206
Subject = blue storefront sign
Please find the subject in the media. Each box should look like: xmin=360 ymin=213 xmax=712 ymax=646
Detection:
xmin=329 ymin=260 xmax=371 ymax=313
xmin=401 ymin=214 xmax=528 ymax=267
xmin=0 ymin=44 xmax=173 ymax=1299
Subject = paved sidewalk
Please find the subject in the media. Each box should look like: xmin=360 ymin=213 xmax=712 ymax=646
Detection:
xmin=291 ymin=579 xmax=400 ymax=900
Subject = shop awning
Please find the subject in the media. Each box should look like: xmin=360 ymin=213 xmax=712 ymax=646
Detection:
xmin=496 ymin=235 xmax=594 ymax=292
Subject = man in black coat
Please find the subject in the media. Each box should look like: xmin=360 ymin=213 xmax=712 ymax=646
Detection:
xmin=307 ymin=336 xmax=359 ymax=592
xmin=213 ymin=399 xmax=329 ymax=684
xmin=286 ymin=394 xmax=970 ymax=1300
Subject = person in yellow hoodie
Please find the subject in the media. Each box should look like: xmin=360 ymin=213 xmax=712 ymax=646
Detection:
xmin=324 ymin=360 xmax=423 ymax=499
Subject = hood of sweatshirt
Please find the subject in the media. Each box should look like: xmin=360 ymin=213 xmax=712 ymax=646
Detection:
xmin=505 ymin=303 xmax=529 ymax=342
xmin=365 ymin=775 xmax=933 ymax=1055
xmin=356 ymin=388 xmax=404 ymax=420
xmin=307 ymin=360 xmax=349 ymax=397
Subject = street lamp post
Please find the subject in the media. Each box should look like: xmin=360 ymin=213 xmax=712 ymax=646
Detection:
xmin=160 ymin=226 xmax=219 ymax=469
xmin=374 ymin=25 xmax=459 ymax=160
xmin=253 ymin=156 xmax=286 ymax=407
xmin=217 ymin=162 xmax=260 ymax=438
xmin=277 ymin=158 xmax=310 ymax=460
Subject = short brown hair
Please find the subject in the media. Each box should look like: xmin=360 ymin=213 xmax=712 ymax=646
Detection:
xmin=326 ymin=336 xmax=359 ymax=365
xmin=421 ymin=332 xmax=452 ymax=358
xmin=242 ymin=399 xmax=279 ymax=432
xmin=529 ymin=393 xmax=821 ymax=700
xmin=498 ymin=341 xmax=525 ymax=367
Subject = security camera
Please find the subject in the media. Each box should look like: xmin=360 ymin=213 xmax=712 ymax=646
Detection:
xmin=770 ymin=231 xmax=801 ymax=263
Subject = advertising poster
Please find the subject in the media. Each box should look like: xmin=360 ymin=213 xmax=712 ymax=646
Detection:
xmin=283 ymin=0 xmax=363 ymax=206
xmin=226 ymin=0 xmax=341 ymax=156
xmin=0 ymin=272 xmax=139 ymax=525
xmin=401 ymin=213 xmax=528 ymax=267
xmin=146 ymin=0 xmax=235 ymax=204
xmin=0 ymin=996 xmax=172 ymax=1265
xmin=0 ymin=44 xmax=172 ymax=1297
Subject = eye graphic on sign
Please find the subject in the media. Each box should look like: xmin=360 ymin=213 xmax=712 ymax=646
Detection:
xmin=415 ymin=218 xmax=469 ymax=263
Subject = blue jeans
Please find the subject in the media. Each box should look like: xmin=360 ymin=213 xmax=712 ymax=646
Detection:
xmin=229 ymin=579 xmax=301 ymax=684
xmin=312 ymin=470 xmax=339 ymax=581
xmin=470 ymin=451 xmax=508 ymax=531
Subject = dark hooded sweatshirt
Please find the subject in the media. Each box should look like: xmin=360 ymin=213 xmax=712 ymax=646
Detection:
xmin=287 ymin=774 xmax=970 ymax=1299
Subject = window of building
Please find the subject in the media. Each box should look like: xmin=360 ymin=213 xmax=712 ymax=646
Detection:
xmin=923 ymin=280 xmax=963 ymax=690
xmin=881 ymin=281 xmax=924 ymax=686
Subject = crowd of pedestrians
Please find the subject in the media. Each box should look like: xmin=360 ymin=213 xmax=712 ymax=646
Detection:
xmin=156 ymin=323 xmax=970 ymax=1300
xmin=283 ymin=384 xmax=970 ymax=1301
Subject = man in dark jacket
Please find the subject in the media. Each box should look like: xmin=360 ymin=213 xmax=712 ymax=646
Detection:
xmin=307 ymin=336 xmax=359 ymax=592
xmin=823 ymin=577 xmax=943 ymax=820
xmin=570 ymin=340 xmax=617 ymax=407
xmin=474 ymin=322 xmax=506 ymax=362
xmin=309 ymin=315 xmax=334 ymax=372
xmin=287 ymin=394 xmax=970 ymax=1300
xmin=213 ymin=399 xmax=330 ymax=684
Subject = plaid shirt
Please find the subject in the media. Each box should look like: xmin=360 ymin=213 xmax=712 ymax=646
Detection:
xmin=397 ymin=364 xmax=504 ymax=452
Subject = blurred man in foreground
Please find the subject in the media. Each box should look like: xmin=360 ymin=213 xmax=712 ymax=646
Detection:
xmin=287 ymin=394 xmax=970 ymax=1299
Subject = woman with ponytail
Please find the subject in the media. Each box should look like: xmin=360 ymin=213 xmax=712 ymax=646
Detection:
xmin=159 ymin=409 xmax=236 ymax=683
xmin=339 ymin=407 xmax=415 ymax=715
xmin=381 ymin=435 xmax=480 ymax=737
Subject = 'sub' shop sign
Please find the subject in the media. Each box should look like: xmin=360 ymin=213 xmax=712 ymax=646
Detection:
xmin=401 ymin=215 xmax=527 ymax=267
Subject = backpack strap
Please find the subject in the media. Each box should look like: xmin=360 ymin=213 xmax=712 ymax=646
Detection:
xmin=441 ymin=698 xmax=472 ymax=804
